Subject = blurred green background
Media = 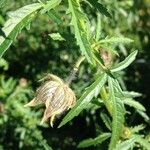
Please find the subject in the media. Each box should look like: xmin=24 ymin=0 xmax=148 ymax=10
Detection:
xmin=0 ymin=0 xmax=150 ymax=149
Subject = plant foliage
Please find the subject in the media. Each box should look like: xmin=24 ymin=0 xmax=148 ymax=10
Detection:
xmin=0 ymin=0 xmax=150 ymax=149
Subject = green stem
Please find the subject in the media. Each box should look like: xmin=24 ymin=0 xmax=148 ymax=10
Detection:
xmin=100 ymin=87 xmax=112 ymax=116
xmin=74 ymin=56 xmax=85 ymax=69
xmin=66 ymin=56 xmax=85 ymax=84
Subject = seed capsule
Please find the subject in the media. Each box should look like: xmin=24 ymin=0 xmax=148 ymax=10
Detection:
xmin=24 ymin=74 xmax=76 ymax=127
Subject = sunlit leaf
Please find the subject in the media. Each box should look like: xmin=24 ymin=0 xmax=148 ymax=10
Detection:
xmin=86 ymin=0 xmax=111 ymax=18
xmin=68 ymin=0 xmax=94 ymax=64
xmin=123 ymin=98 xmax=146 ymax=111
xmin=100 ymin=112 xmax=112 ymax=130
xmin=108 ymin=77 xmax=125 ymax=150
xmin=111 ymin=50 xmax=138 ymax=72
xmin=131 ymin=124 xmax=145 ymax=133
xmin=122 ymin=91 xmax=142 ymax=98
xmin=0 ymin=0 xmax=62 ymax=58
xmin=134 ymin=134 xmax=150 ymax=150
xmin=47 ymin=9 xmax=62 ymax=24
xmin=49 ymin=33 xmax=65 ymax=41
xmin=41 ymin=0 xmax=62 ymax=13
xmin=59 ymin=73 xmax=107 ymax=127
xmin=77 ymin=133 xmax=111 ymax=148
xmin=99 ymin=37 xmax=133 ymax=45
xmin=114 ymin=136 xmax=137 ymax=150
xmin=0 ymin=3 xmax=42 ymax=58
xmin=137 ymin=110 xmax=150 ymax=122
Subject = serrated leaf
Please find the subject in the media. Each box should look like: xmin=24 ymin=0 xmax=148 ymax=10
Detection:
xmin=111 ymin=78 xmax=123 ymax=94
xmin=111 ymin=50 xmax=138 ymax=72
xmin=131 ymin=124 xmax=145 ymax=133
xmin=0 ymin=3 xmax=42 ymax=58
xmin=122 ymin=91 xmax=142 ymax=98
xmin=0 ymin=0 xmax=6 ymax=8
xmin=0 ymin=58 xmax=9 ymax=70
xmin=114 ymin=136 xmax=137 ymax=150
xmin=68 ymin=0 xmax=94 ymax=64
xmin=58 ymin=73 xmax=107 ymax=128
xmin=108 ymin=77 xmax=125 ymax=150
xmin=96 ymin=13 xmax=101 ymax=41
xmin=101 ymin=45 xmax=119 ymax=56
xmin=86 ymin=0 xmax=111 ymax=18
xmin=137 ymin=110 xmax=150 ymax=122
xmin=77 ymin=133 xmax=111 ymax=148
xmin=41 ymin=0 xmax=62 ymax=13
xmin=123 ymin=98 xmax=146 ymax=112
xmin=99 ymin=37 xmax=133 ymax=45
xmin=134 ymin=134 xmax=150 ymax=150
xmin=100 ymin=112 xmax=112 ymax=130
xmin=41 ymin=139 xmax=53 ymax=150
xmin=49 ymin=33 xmax=65 ymax=41
xmin=47 ymin=9 xmax=62 ymax=24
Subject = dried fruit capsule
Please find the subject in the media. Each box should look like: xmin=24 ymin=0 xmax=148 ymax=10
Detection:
xmin=24 ymin=74 xmax=76 ymax=127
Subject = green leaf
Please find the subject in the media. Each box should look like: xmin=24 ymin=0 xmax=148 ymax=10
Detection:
xmin=86 ymin=0 xmax=111 ymax=18
xmin=131 ymin=124 xmax=145 ymax=133
xmin=47 ymin=9 xmax=62 ymax=24
xmin=134 ymin=135 xmax=150 ymax=150
xmin=137 ymin=110 xmax=150 ymax=122
xmin=58 ymin=73 xmax=107 ymax=128
xmin=111 ymin=50 xmax=138 ymax=72
xmin=0 ymin=0 xmax=6 ymax=8
xmin=108 ymin=77 xmax=125 ymax=150
xmin=0 ymin=58 xmax=9 ymax=70
xmin=100 ymin=112 xmax=112 ymax=130
xmin=96 ymin=13 xmax=101 ymax=41
xmin=41 ymin=0 xmax=62 ymax=13
xmin=122 ymin=91 xmax=142 ymax=98
xmin=0 ymin=3 xmax=42 ymax=58
xmin=100 ymin=45 xmax=119 ymax=56
xmin=49 ymin=33 xmax=65 ymax=41
xmin=99 ymin=37 xmax=133 ymax=45
xmin=77 ymin=133 xmax=111 ymax=148
xmin=123 ymin=98 xmax=146 ymax=112
xmin=68 ymin=0 xmax=94 ymax=64
xmin=114 ymin=136 xmax=137 ymax=150
xmin=41 ymin=141 xmax=53 ymax=150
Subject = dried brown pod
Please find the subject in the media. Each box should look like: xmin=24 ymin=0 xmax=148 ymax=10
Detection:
xmin=24 ymin=74 xmax=76 ymax=127
xmin=99 ymin=48 xmax=113 ymax=67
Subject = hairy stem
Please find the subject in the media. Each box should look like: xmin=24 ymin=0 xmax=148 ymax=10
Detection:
xmin=66 ymin=56 xmax=85 ymax=84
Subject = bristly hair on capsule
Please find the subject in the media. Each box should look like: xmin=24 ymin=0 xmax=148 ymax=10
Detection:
xmin=24 ymin=74 xmax=76 ymax=127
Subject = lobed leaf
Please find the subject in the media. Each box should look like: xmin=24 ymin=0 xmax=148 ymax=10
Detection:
xmin=137 ymin=110 xmax=150 ymax=122
xmin=68 ymin=0 xmax=94 ymax=64
xmin=122 ymin=91 xmax=142 ymax=98
xmin=77 ymin=132 xmax=111 ymax=148
xmin=99 ymin=37 xmax=133 ymax=45
xmin=47 ymin=10 xmax=62 ymax=24
xmin=131 ymin=124 xmax=145 ymax=133
xmin=134 ymin=134 xmax=150 ymax=150
xmin=0 ymin=3 xmax=42 ymax=58
xmin=0 ymin=0 xmax=62 ymax=58
xmin=58 ymin=73 xmax=107 ymax=128
xmin=49 ymin=33 xmax=65 ymax=41
xmin=123 ymin=98 xmax=146 ymax=112
xmin=108 ymin=77 xmax=125 ymax=150
xmin=100 ymin=112 xmax=112 ymax=131
xmin=86 ymin=0 xmax=111 ymax=18
xmin=114 ymin=136 xmax=137 ymax=150
xmin=41 ymin=0 xmax=62 ymax=13
xmin=111 ymin=50 xmax=138 ymax=72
